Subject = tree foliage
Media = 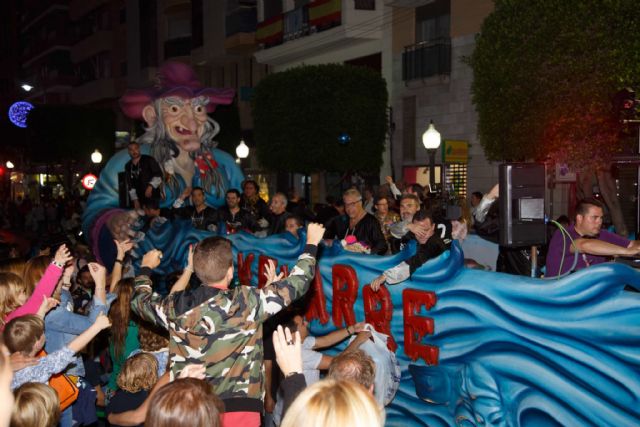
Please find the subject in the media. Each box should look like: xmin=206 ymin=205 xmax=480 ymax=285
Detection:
xmin=252 ymin=64 xmax=388 ymax=174
xmin=468 ymin=0 xmax=640 ymax=171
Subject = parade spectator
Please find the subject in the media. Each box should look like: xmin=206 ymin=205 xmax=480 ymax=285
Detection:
xmin=546 ymin=198 xmax=640 ymax=277
xmin=128 ymin=322 xmax=170 ymax=377
xmin=0 ymin=344 xmax=13 ymax=427
xmin=4 ymin=313 xmax=111 ymax=390
xmin=371 ymin=209 xmax=446 ymax=292
xmin=280 ymin=379 xmax=384 ymax=427
xmin=11 ymin=382 xmax=60 ymax=427
xmin=106 ymin=353 xmax=159 ymax=425
xmin=324 ymin=189 xmax=387 ymax=255
xmin=285 ymin=216 xmax=304 ymax=239
xmin=130 ymin=223 xmax=325 ymax=427
xmin=124 ymin=141 xmax=163 ymax=211
xmin=1 ymin=245 xmax=70 ymax=326
xmin=70 ymin=265 xmax=94 ymax=315
xmin=363 ymin=188 xmax=375 ymax=215
xmin=144 ymin=378 xmax=224 ymax=427
xmin=388 ymin=194 xmax=421 ymax=254
xmin=327 ymin=349 xmax=376 ymax=395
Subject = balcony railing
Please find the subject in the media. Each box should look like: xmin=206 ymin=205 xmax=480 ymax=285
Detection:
xmin=226 ymin=7 xmax=257 ymax=37
xmin=164 ymin=36 xmax=192 ymax=59
xmin=283 ymin=5 xmax=309 ymax=41
xmin=402 ymin=39 xmax=451 ymax=81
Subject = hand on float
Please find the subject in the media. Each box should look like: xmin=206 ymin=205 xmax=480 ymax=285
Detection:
xmin=273 ymin=325 xmax=303 ymax=377
xmin=370 ymin=275 xmax=386 ymax=292
xmin=264 ymin=259 xmax=284 ymax=287
xmin=141 ymin=249 xmax=163 ymax=269
xmin=352 ymin=322 xmax=366 ymax=333
xmin=306 ymin=223 xmax=325 ymax=246
xmin=352 ymin=330 xmax=373 ymax=347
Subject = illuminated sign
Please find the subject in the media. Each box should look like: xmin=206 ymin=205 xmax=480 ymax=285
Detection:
xmin=82 ymin=174 xmax=98 ymax=190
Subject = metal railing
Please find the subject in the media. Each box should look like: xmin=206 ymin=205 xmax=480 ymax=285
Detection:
xmin=402 ymin=38 xmax=451 ymax=81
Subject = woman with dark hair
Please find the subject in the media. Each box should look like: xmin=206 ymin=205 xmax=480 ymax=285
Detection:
xmin=107 ymin=278 xmax=140 ymax=394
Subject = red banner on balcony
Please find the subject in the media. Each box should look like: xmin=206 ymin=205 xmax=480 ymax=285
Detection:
xmin=309 ymin=0 xmax=342 ymax=29
xmin=256 ymin=13 xmax=283 ymax=45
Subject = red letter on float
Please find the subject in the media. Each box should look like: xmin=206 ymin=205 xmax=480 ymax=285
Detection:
xmin=403 ymin=288 xmax=439 ymax=365
xmin=305 ymin=271 xmax=330 ymax=325
xmin=257 ymin=255 xmax=278 ymax=289
xmin=237 ymin=252 xmax=255 ymax=286
xmin=332 ymin=264 xmax=358 ymax=328
xmin=363 ymin=284 xmax=397 ymax=352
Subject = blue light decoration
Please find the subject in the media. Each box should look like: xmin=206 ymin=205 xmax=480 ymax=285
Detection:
xmin=8 ymin=101 xmax=34 ymax=128
xmin=338 ymin=132 xmax=351 ymax=145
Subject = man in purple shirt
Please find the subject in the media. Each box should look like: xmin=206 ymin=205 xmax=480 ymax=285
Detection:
xmin=546 ymin=198 xmax=640 ymax=277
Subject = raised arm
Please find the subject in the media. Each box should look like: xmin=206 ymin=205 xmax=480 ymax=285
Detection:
xmin=257 ymin=223 xmax=324 ymax=322
xmin=169 ymin=244 xmax=194 ymax=295
xmin=68 ymin=313 xmax=111 ymax=353
xmin=130 ymin=249 xmax=171 ymax=328
xmin=572 ymin=238 xmax=639 ymax=257
xmin=5 ymin=245 xmax=71 ymax=323
xmin=110 ymin=239 xmax=133 ymax=293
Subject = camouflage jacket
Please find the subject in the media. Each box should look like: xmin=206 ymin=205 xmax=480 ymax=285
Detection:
xmin=130 ymin=244 xmax=317 ymax=413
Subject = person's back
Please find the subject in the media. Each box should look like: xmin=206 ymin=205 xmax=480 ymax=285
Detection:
xmin=131 ymin=224 xmax=325 ymax=426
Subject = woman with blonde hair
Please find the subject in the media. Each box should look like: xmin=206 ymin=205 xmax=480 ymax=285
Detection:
xmin=281 ymin=379 xmax=384 ymax=427
xmin=11 ymin=382 xmax=61 ymax=427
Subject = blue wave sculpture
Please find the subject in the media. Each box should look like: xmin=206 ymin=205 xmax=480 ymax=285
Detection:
xmin=85 ymin=185 xmax=640 ymax=426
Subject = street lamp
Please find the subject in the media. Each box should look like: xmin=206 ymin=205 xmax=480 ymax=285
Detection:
xmin=5 ymin=161 xmax=14 ymax=169
xmin=21 ymin=84 xmax=34 ymax=92
xmin=236 ymin=140 xmax=249 ymax=160
xmin=422 ymin=120 xmax=441 ymax=191
xmin=91 ymin=149 xmax=103 ymax=164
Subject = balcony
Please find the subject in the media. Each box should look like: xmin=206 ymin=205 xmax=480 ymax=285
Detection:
xmin=255 ymin=0 xmax=382 ymax=67
xmin=69 ymin=0 xmax=109 ymax=20
xmin=225 ymin=7 xmax=257 ymax=53
xmin=164 ymin=36 xmax=192 ymax=60
xmin=71 ymin=77 xmax=115 ymax=105
xmin=402 ymin=39 xmax=451 ymax=81
xmin=71 ymin=30 xmax=112 ymax=63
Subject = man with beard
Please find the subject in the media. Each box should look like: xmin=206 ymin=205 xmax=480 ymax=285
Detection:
xmin=124 ymin=141 xmax=163 ymax=210
xmin=217 ymin=189 xmax=256 ymax=234
xmin=172 ymin=187 xmax=219 ymax=232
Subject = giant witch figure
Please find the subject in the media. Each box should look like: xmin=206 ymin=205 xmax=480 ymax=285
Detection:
xmin=82 ymin=62 xmax=244 ymax=263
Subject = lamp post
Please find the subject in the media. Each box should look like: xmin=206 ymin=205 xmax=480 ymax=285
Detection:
xmin=236 ymin=139 xmax=249 ymax=166
xmin=5 ymin=161 xmax=14 ymax=169
xmin=422 ymin=120 xmax=441 ymax=191
xmin=91 ymin=149 xmax=103 ymax=164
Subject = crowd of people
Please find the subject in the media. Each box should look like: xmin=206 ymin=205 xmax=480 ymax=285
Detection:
xmin=1 ymin=170 xmax=639 ymax=427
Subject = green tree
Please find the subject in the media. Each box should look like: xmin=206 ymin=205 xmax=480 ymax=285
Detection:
xmin=252 ymin=64 xmax=388 ymax=175
xmin=469 ymin=0 xmax=640 ymax=233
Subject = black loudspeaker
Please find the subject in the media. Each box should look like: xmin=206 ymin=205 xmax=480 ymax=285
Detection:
xmin=117 ymin=172 xmax=129 ymax=208
xmin=499 ymin=163 xmax=547 ymax=247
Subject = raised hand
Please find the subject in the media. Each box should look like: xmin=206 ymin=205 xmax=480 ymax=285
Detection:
xmin=186 ymin=244 xmax=194 ymax=271
xmin=37 ymin=295 xmax=60 ymax=318
xmin=93 ymin=313 xmax=112 ymax=330
xmin=141 ymin=249 xmax=163 ymax=269
xmin=88 ymin=262 xmax=107 ymax=287
xmin=54 ymin=244 xmax=72 ymax=266
xmin=273 ymin=325 xmax=303 ymax=377
xmin=115 ymin=239 xmax=134 ymax=259
xmin=263 ymin=259 xmax=284 ymax=287
xmin=306 ymin=223 xmax=326 ymax=246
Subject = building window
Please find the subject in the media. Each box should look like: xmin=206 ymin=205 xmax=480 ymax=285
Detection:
xmin=263 ymin=0 xmax=282 ymax=21
xmin=354 ymin=0 xmax=375 ymax=11
xmin=415 ymin=0 xmax=450 ymax=43
xmin=445 ymin=163 xmax=467 ymax=198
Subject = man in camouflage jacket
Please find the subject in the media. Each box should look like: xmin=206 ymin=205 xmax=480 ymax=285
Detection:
xmin=130 ymin=222 xmax=325 ymax=426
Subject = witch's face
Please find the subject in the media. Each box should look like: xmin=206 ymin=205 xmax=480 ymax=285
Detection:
xmin=161 ymin=96 xmax=209 ymax=153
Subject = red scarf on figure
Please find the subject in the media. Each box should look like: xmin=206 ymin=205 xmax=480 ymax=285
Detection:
xmin=194 ymin=152 xmax=219 ymax=179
